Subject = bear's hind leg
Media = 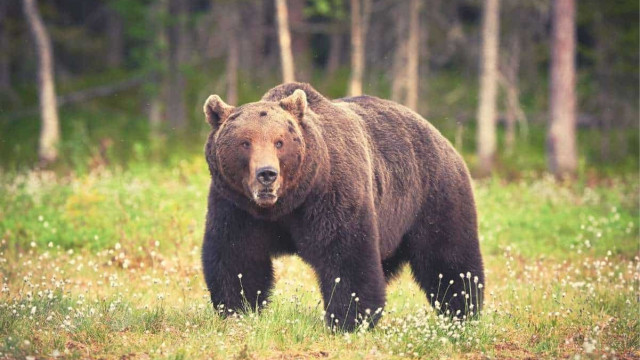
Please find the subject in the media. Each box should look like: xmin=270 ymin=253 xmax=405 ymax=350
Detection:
xmin=406 ymin=202 xmax=484 ymax=319
xmin=381 ymin=239 xmax=409 ymax=283
xmin=407 ymin=243 xmax=484 ymax=319
xmin=301 ymin=219 xmax=387 ymax=332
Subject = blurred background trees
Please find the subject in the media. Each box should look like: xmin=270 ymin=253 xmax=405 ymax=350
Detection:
xmin=475 ymin=0 xmax=500 ymax=176
xmin=0 ymin=0 xmax=637 ymax=178
xmin=347 ymin=0 xmax=371 ymax=96
xmin=21 ymin=0 xmax=60 ymax=165
xmin=547 ymin=0 xmax=577 ymax=177
xmin=276 ymin=0 xmax=296 ymax=83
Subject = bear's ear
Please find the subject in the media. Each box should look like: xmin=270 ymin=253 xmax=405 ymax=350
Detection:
xmin=203 ymin=95 xmax=234 ymax=129
xmin=279 ymin=89 xmax=307 ymax=121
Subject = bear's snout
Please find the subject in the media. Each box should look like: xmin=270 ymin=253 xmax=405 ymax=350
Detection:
xmin=256 ymin=166 xmax=278 ymax=186
xmin=251 ymin=165 xmax=280 ymax=207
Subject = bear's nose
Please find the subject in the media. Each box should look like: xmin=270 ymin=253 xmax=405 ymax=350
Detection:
xmin=256 ymin=166 xmax=278 ymax=186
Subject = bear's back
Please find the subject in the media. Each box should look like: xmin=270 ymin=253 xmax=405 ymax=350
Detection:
xmin=262 ymin=83 xmax=469 ymax=257
xmin=333 ymin=94 xmax=459 ymax=185
xmin=333 ymin=95 xmax=469 ymax=257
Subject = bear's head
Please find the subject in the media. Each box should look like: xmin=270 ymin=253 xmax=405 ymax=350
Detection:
xmin=203 ymin=90 xmax=308 ymax=209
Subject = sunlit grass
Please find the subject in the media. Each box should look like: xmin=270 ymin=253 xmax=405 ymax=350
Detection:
xmin=0 ymin=158 xmax=638 ymax=359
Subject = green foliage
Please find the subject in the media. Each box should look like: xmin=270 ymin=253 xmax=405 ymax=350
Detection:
xmin=111 ymin=0 xmax=167 ymax=71
xmin=305 ymin=0 xmax=346 ymax=20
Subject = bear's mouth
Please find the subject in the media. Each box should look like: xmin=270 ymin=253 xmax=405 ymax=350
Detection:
xmin=253 ymin=188 xmax=278 ymax=207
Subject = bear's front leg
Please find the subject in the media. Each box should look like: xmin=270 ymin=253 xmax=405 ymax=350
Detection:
xmin=301 ymin=219 xmax=387 ymax=332
xmin=202 ymin=196 xmax=275 ymax=315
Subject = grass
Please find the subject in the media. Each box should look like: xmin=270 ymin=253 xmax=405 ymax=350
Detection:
xmin=0 ymin=156 xmax=638 ymax=359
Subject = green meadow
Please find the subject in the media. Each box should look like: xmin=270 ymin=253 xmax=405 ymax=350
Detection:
xmin=1 ymin=157 xmax=637 ymax=359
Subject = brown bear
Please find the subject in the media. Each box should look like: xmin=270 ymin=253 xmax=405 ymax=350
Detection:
xmin=202 ymin=82 xmax=484 ymax=330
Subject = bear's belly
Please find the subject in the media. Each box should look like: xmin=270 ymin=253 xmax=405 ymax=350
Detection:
xmin=375 ymin=190 xmax=424 ymax=260
xmin=377 ymin=215 xmax=416 ymax=260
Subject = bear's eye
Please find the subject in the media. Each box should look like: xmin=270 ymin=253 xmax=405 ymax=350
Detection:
xmin=241 ymin=141 xmax=251 ymax=149
xmin=275 ymin=140 xmax=284 ymax=149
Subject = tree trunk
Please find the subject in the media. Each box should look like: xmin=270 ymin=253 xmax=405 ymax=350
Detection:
xmin=348 ymin=0 xmax=372 ymax=96
xmin=593 ymin=8 xmax=611 ymax=162
xmin=287 ymin=0 xmax=310 ymax=80
xmin=391 ymin=45 xmax=406 ymax=102
xmin=348 ymin=0 xmax=363 ymax=96
xmin=246 ymin=1 xmax=268 ymax=76
xmin=226 ymin=3 xmax=240 ymax=106
xmin=420 ymin=4 xmax=429 ymax=115
xmin=391 ymin=1 xmax=421 ymax=108
xmin=405 ymin=0 xmax=422 ymax=111
xmin=23 ymin=0 xmax=60 ymax=165
xmin=106 ymin=6 xmax=124 ymax=68
xmin=0 ymin=0 xmax=11 ymax=91
xmin=503 ymin=76 xmax=516 ymax=154
xmin=149 ymin=97 xmax=163 ymax=138
xmin=476 ymin=0 xmax=500 ymax=177
xmin=275 ymin=0 xmax=295 ymax=83
xmin=391 ymin=3 xmax=408 ymax=103
xmin=149 ymin=0 xmax=167 ymax=137
xmin=547 ymin=0 xmax=577 ymax=178
xmin=166 ymin=0 xmax=189 ymax=130
xmin=226 ymin=42 xmax=238 ymax=105
xmin=501 ymin=34 xmax=521 ymax=154
xmin=326 ymin=31 xmax=342 ymax=76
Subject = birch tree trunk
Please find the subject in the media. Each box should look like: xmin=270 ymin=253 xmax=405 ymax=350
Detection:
xmin=226 ymin=42 xmax=239 ymax=105
xmin=166 ymin=0 xmax=189 ymax=130
xmin=547 ymin=0 xmax=577 ymax=178
xmin=348 ymin=0 xmax=363 ymax=96
xmin=326 ymin=32 xmax=342 ymax=76
xmin=420 ymin=2 xmax=429 ymax=115
xmin=226 ymin=3 xmax=239 ymax=106
xmin=391 ymin=1 xmax=420 ymax=109
xmin=476 ymin=0 xmax=500 ymax=176
xmin=501 ymin=34 xmax=521 ymax=154
xmin=405 ymin=0 xmax=422 ymax=111
xmin=148 ymin=0 xmax=167 ymax=138
xmin=391 ymin=42 xmax=407 ymax=102
xmin=23 ymin=0 xmax=60 ymax=165
xmin=391 ymin=3 xmax=408 ymax=103
xmin=348 ymin=0 xmax=372 ymax=96
xmin=275 ymin=0 xmax=295 ymax=83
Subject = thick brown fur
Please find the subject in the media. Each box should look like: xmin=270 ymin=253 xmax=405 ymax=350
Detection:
xmin=202 ymin=83 xmax=484 ymax=331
